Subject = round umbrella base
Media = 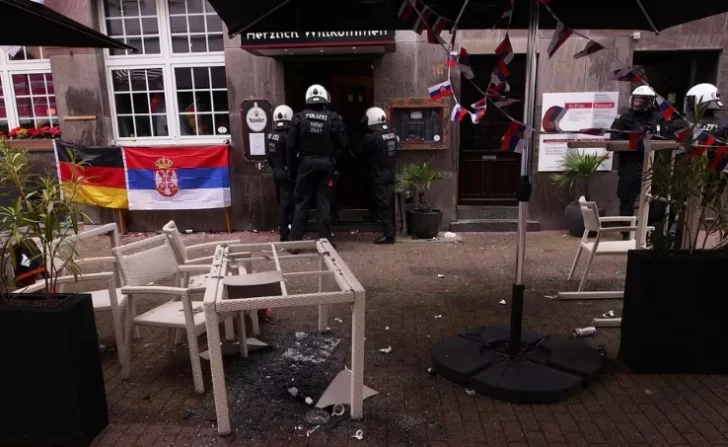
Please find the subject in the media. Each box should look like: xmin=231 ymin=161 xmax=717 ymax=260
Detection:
xmin=431 ymin=327 xmax=604 ymax=403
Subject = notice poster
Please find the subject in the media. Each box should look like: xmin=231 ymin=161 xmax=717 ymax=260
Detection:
xmin=537 ymin=92 xmax=619 ymax=172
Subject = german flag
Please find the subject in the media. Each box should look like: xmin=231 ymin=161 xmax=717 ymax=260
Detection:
xmin=54 ymin=140 xmax=129 ymax=209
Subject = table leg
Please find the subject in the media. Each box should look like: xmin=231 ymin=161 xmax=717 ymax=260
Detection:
xmin=237 ymin=312 xmax=248 ymax=358
xmin=318 ymin=256 xmax=329 ymax=332
xmin=350 ymin=290 xmax=365 ymax=419
xmin=204 ymin=306 xmax=231 ymax=435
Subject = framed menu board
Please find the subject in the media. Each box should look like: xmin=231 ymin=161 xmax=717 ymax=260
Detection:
xmin=386 ymin=97 xmax=451 ymax=150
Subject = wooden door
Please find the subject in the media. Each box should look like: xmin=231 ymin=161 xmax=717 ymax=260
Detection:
xmin=330 ymin=75 xmax=374 ymax=209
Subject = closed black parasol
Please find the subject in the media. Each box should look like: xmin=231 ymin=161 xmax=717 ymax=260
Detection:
xmin=208 ymin=0 xmax=728 ymax=37
xmin=0 ymin=0 xmax=135 ymax=51
xmin=207 ymin=0 xmax=728 ymax=403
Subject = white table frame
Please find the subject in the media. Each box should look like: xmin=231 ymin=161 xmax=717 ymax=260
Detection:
xmin=203 ymin=239 xmax=366 ymax=436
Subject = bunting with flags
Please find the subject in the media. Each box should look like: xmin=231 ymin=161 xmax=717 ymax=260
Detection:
xmin=547 ymin=20 xmax=573 ymax=58
xmin=398 ymin=0 xmax=415 ymax=21
xmin=610 ymin=66 xmax=643 ymax=83
xmin=471 ymin=108 xmax=486 ymax=124
xmin=495 ymin=34 xmax=514 ymax=65
xmin=427 ymin=17 xmax=447 ymax=44
xmin=501 ymin=121 xmax=531 ymax=153
xmin=573 ymin=40 xmax=605 ymax=59
xmin=428 ymin=80 xmax=453 ymax=101
xmin=656 ymin=95 xmax=676 ymax=120
xmin=447 ymin=51 xmax=458 ymax=68
xmin=458 ymin=48 xmax=474 ymax=79
xmin=451 ymin=104 xmax=469 ymax=122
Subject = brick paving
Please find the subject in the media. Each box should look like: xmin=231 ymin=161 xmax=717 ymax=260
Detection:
xmin=77 ymin=230 xmax=728 ymax=446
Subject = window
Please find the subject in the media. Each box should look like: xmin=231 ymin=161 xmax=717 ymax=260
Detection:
xmin=101 ymin=0 xmax=229 ymax=144
xmin=0 ymin=46 xmax=56 ymax=137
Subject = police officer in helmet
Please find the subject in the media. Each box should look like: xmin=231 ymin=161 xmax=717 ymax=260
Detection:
xmin=267 ymin=104 xmax=295 ymax=241
xmin=287 ymin=84 xmax=348 ymax=245
xmin=610 ymin=86 xmax=662 ymax=219
xmin=359 ymin=107 xmax=398 ymax=244
xmin=682 ymin=83 xmax=728 ymax=137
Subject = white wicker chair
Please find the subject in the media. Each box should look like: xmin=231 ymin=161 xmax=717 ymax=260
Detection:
xmin=113 ymin=233 xmax=213 ymax=394
xmin=162 ymin=220 xmax=260 ymax=338
xmin=568 ymin=196 xmax=651 ymax=291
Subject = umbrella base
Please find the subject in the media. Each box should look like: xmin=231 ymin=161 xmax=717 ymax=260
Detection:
xmin=431 ymin=327 xmax=604 ymax=403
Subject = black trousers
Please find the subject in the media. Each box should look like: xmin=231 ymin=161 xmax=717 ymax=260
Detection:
xmin=289 ymin=156 xmax=335 ymax=241
xmin=372 ymin=171 xmax=395 ymax=238
xmin=273 ymin=167 xmax=294 ymax=240
xmin=618 ymin=174 xmax=641 ymax=217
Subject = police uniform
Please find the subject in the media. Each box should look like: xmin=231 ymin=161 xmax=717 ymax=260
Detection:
xmin=359 ymin=123 xmax=398 ymax=241
xmin=610 ymin=109 xmax=664 ymax=216
xmin=287 ymin=107 xmax=348 ymax=242
xmin=267 ymin=121 xmax=294 ymax=240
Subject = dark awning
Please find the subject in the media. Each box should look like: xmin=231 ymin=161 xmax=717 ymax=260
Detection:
xmin=207 ymin=0 xmax=728 ymax=37
xmin=0 ymin=0 xmax=136 ymax=51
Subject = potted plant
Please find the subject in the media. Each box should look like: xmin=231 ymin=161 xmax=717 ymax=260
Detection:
xmin=618 ymin=107 xmax=728 ymax=373
xmin=395 ymin=161 xmax=443 ymax=239
xmin=0 ymin=140 xmax=108 ymax=446
xmin=551 ymin=150 xmax=611 ymax=236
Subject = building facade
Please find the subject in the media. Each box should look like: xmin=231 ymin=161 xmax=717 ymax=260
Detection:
xmin=8 ymin=0 xmax=728 ymax=232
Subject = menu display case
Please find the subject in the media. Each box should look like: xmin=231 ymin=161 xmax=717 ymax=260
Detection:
xmin=386 ymin=97 xmax=451 ymax=150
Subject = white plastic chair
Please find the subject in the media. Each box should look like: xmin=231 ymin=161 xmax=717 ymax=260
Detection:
xmin=162 ymin=220 xmax=260 ymax=338
xmin=113 ymin=233 xmax=215 ymax=394
xmin=568 ymin=196 xmax=646 ymax=291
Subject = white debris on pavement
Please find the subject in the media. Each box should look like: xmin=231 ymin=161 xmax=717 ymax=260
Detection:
xmin=334 ymin=318 xmax=343 ymax=323
xmin=444 ymin=232 xmax=457 ymax=238
xmin=602 ymin=310 xmax=615 ymax=318
xmin=352 ymin=430 xmax=364 ymax=440
xmin=499 ymin=300 xmax=507 ymax=305
xmin=544 ymin=294 xmax=557 ymax=299
xmin=466 ymin=389 xmax=476 ymax=396
xmin=385 ymin=326 xmax=390 ymax=330
xmin=379 ymin=346 xmax=392 ymax=354
xmin=437 ymin=274 xmax=445 ymax=278
xmin=295 ymin=332 xmax=307 ymax=341
xmin=434 ymin=315 xmax=443 ymax=319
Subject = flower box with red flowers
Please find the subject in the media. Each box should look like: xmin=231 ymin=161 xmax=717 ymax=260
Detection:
xmin=2 ymin=126 xmax=61 ymax=151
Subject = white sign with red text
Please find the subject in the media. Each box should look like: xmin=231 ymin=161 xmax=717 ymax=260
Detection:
xmin=537 ymin=91 xmax=619 ymax=172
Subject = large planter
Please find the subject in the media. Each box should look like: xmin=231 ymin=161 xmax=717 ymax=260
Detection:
xmin=6 ymin=139 xmax=56 ymax=151
xmin=407 ymin=208 xmax=443 ymax=239
xmin=0 ymin=293 xmax=108 ymax=447
xmin=619 ymin=250 xmax=728 ymax=373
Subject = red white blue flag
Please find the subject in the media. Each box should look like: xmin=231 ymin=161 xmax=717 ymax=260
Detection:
xmin=470 ymin=108 xmax=486 ymax=124
xmin=610 ymin=67 xmax=643 ymax=83
xmin=447 ymin=51 xmax=458 ymax=67
xmin=451 ymin=104 xmax=469 ymax=122
xmin=573 ymin=40 xmax=605 ymax=59
xmin=495 ymin=34 xmax=514 ymax=65
xmin=656 ymin=95 xmax=676 ymax=120
xmin=548 ymin=21 xmax=573 ymax=58
xmin=710 ymin=147 xmax=728 ymax=172
xmin=123 ymin=145 xmax=231 ymax=210
xmin=398 ymin=0 xmax=416 ymax=21
xmin=427 ymin=17 xmax=447 ymax=44
xmin=458 ymin=48 xmax=474 ymax=79
xmin=501 ymin=121 xmax=531 ymax=153
xmin=428 ymin=81 xmax=453 ymax=101
xmin=413 ymin=7 xmax=431 ymax=34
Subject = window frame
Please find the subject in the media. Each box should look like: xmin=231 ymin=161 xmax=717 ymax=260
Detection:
xmin=99 ymin=0 xmax=229 ymax=145
xmin=0 ymin=48 xmax=56 ymax=133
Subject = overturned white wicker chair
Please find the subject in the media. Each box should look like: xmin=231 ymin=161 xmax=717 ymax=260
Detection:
xmin=113 ymin=233 xmax=219 ymax=394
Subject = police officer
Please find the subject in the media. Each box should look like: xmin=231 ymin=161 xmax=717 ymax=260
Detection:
xmin=610 ymin=86 xmax=663 ymax=218
xmin=287 ymin=84 xmax=348 ymax=244
xmin=682 ymin=83 xmax=728 ymax=137
xmin=359 ymin=107 xmax=398 ymax=244
xmin=267 ymin=104 xmax=294 ymax=241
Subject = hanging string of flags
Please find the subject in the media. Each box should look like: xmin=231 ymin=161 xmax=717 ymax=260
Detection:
xmin=400 ymin=0 xmax=728 ymax=162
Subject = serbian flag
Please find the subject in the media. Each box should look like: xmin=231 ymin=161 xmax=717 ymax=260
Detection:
xmin=428 ymin=81 xmax=453 ymax=101
xmin=573 ymin=40 xmax=605 ymax=59
xmin=610 ymin=66 xmax=643 ymax=83
xmin=54 ymin=140 xmax=128 ymax=209
xmin=413 ymin=7 xmax=431 ymax=34
xmin=710 ymin=147 xmax=728 ymax=172
xmin=471 ymin=98 xmax=487 ymax=109
xmin=427 ymin=17 xmax=447 ymax=44
xmin=398 ymin=0 xmax=416 ymax=21
xmin=470 ymin=108 xmax=486 ymax=124
xmin=447 ymin=51 xmax=458 ymax=67
xmin=122 ymin=146 xmax=231 ymax=210
xmin=656 ymin=95 xmax=676 ymax=120
xmin=495 ymin=34 xmax=514 ymax=65
xmin=501 ymin=121 xmax=531 ymax=153
xmin=458 ymin=48 xmax=474 ymax=79
xmin=548 ymin=21 xmax=573 ymax=58
xmin=628 ymin=132 xmax=653 ymax=151
xmin=451 ymin=104 xmax=469 ymax=122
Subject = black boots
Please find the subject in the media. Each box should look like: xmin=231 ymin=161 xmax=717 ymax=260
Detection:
xmin=374 ymin=236 xmax=395 ymax=244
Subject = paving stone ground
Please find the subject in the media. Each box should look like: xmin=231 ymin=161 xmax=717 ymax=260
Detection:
xmin=77 ymin=230 xmax=728 ymax=447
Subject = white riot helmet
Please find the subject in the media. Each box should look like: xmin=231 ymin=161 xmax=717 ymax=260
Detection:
xmin=363 ymin=107 xmax=387 ymax=127
xmin=629 ymin=85 xmax=656 ymax=112
xmin=684 ymin=83 xmax=723 ymax=115
xmin=273 ymin=105 xmax=293 ymax=128
xmin=305 ymin=84 xmax=329 ymax=105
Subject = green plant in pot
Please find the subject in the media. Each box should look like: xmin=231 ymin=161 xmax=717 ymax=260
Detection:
xmin=618 ymin=102 xmax=728 ymax=374
xmin=395 ymin=160 xmax=443 ymax=239
xmin=0 ymin=140 xmax=109 ymax=446
xmin=551 ymin=150 xmax=611 ymax=236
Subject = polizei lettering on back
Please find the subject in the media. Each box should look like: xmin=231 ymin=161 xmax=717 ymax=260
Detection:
xmin=305 ymin=113 xmax=328 ymax=121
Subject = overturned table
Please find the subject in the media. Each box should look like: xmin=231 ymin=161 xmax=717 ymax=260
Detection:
xmin=203 ymin=239 xmax=366 ymax=436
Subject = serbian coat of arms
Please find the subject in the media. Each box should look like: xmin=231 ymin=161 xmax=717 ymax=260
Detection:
xmin=154 ymin=157 xmax=179 ymax=197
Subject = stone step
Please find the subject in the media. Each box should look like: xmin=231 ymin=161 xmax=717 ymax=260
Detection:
xmin=457 ymin=206 xmax=518 ymax=220
xmin=451 ymin=219 xmax=540 ymax=233
xmin=306 ymin=208 xmax=382 ymax=233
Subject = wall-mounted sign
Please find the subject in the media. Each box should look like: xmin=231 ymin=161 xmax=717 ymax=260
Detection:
xmin=241 ymin=30 xmax=393 ymax=47
xmin=241 ymin=100 xmax=272 ymax=161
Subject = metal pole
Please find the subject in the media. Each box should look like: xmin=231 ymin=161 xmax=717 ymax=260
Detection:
xmin=509 ymin=0 xmax=539 ymax=355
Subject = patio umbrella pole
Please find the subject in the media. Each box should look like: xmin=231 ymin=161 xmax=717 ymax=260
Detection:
xmin=431 ymin=0 xmax=604 ymax=403
xmin=509 ymin=0 xmax=540 ymax=355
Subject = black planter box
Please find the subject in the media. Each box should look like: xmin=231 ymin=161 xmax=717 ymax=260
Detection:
xmin=0 ymin=293 xmax=108 ymax=447
xmin=619 ymin=250 xmax=728 ymax=373
xmin=407 ymin=209 xmax=443 ymax=239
